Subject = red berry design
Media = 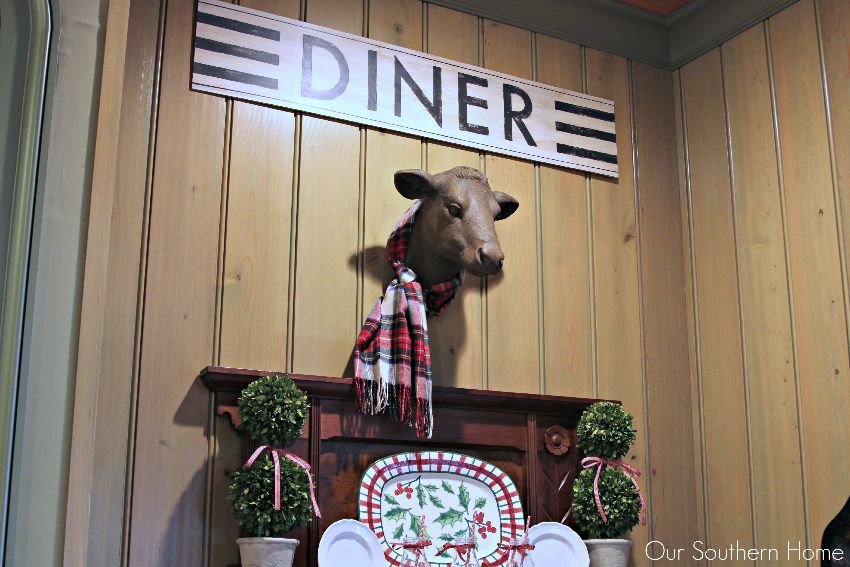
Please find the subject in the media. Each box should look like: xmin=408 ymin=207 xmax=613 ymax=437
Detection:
xmin=488 ymin=526 xmax=496 ymax=533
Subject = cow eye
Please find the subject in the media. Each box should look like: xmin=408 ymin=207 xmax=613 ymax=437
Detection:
xmin=447 ymin=203 xmax=463 ymax=218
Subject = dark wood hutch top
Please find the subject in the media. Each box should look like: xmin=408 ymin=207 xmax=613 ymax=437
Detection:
xmin=200 ymin=366 xmax=607 ymax=566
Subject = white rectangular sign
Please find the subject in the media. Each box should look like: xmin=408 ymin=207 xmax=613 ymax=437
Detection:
xmin=192 ymin=0 xmax=619 ymax=177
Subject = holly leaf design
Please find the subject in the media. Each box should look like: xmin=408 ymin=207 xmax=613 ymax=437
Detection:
xmin=417 ymin=485 xmax=427 ymax=508
xmin=442 ymin=481 xmax=455 ymax=494
xmin=439 ymin=534 xmax=454 ymax=542
xmin=393 ymin=524 xmax=404 ymax=540
xmin=434 ymin=508 xmax=465 ymax=528
xmin=458 ymin=483 xmax=470 ymax=511
xmin=429 ymin=494 xmax=445 ymax=509
xmin=473 ymin=497 xmax=487 ymax=510
xmin=385 ymin=494 xmax=400 ymax=506
xmin=409 ymin=514 xmax=430 ymax=538
xmin=454 ymin=528 xmax=469 ymax=538
xmin=423 ymin=484 xmax=438 ymax=492
xmin=385 ymin=507 xmax=411 ymax=521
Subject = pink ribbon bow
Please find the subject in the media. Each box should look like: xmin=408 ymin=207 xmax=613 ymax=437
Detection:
xmin=581 ymin=457 xmax=646 ymax=526
xmin=245 ymin=445 xmax=322 ymax=518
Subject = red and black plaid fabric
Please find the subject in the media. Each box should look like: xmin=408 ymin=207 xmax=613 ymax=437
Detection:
xmin=353 ymin=201 xmax=463 ymax=438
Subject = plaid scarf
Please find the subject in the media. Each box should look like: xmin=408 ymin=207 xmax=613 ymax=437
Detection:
xmin=354 ymin=200 xmax=464 ymax=438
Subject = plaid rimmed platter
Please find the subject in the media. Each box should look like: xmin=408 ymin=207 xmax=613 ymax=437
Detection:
xmin=358 ymin=452 xmax=525 ymax=566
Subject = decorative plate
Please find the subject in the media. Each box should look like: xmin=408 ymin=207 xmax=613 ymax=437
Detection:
xmin=318 ymin=519 xmax=385 ymax=567
xmin=525 ymin=522 xmax=589 ymax=567
xmin=359 ymin=452 xmax=525 ymax=566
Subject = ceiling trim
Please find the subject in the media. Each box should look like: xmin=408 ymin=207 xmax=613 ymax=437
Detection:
xmin=426 ymin=0 xmax=799 ymax=70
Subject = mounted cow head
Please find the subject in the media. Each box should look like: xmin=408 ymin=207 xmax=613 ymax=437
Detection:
xmin=394 ymin=166 xmax=519 ymax=285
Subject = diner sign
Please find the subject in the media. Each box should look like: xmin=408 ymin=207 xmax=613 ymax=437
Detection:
xmin=192 ymin=0 xmax=619 ymax=177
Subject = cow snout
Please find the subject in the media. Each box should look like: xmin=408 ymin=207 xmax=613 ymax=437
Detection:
xmin=477 ymin=245 xmax=505 ymax=273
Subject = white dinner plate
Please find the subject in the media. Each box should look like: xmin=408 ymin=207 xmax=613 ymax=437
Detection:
xmin=526 ymin=522 xmax=589 ymax=567
xmin=318 ymin=519 xmax=385 ymax=567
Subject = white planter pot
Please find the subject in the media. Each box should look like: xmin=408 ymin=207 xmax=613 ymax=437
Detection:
xmin=237 ymin=537 xmax=299 ymax=567
xmin=585 ymin=539 xmax=631 ymax=567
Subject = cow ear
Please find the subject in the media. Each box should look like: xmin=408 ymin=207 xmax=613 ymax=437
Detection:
xmin=394 ymin=169 xmax=436 ymax=200
xmin=493 ymin=191 xmax=519 ymax=220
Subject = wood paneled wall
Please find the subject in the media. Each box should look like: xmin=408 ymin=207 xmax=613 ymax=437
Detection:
xmin=75 ymin=0 xmax=700 ymax=565
xmin=676 ymin=0 xmax=850 ymax=563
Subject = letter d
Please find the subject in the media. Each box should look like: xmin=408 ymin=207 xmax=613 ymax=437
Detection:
xmin=301 ymin=35 xmax=349 ymax=100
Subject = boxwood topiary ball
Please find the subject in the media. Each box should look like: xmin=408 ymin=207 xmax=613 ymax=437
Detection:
xmin=227 ymin=454 xmax=313 ymax=537
xmin=239 ymin=374 xmax=309 ymax=447
xmin=577 ymin=401 xmax=636 ymax=460
xmin=572 ymin=466 xmax=641 ymax=539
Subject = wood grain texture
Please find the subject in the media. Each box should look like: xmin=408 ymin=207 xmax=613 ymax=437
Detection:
xmin=219 ymin=103 xmax=295 ymax=371
xmin=64 ymin=1 xmax=157 ymax=565
xmin=305 ymin=0 xmax=362 ymax=34
xmin=534 ymin=35 xmax=593 ymax=398
xmin=820 ymin=0 xmax=850 ymax=322
xmin=127 ymin=0 xmax=227 ymax=564
xmin=482 ymin=21 xmax=539 ymax=393
xmin=369 ymin=0 xmax=422 ymax=48
xmin=681 ymin=49 xmax=755 ymax=557
xmin=425 ymin=5 xmax=483 ymax=389
xmin=722 ymin=24 xmax=806 ymax=556
xmin=426 ymin=4 xmax=478 ymax=64
xmin=770 ymin=0 xmax=850 ymax=545
xmin=242 ymin=0 xmax=299 ymax=18
xmin=673 ymin=67 xmax=709 ymax=558
xmin=288 ymin=0 xmax=366 ymax=378
xmin=291 ymin=116 xmax=361 ymax=377
xmin=633 ymin=61 xmax=699 ymax=552
xmin=818 ymin=0 xmax=850 ymax=530
xmin=584 ymin=48 xmax=648 ymax=565
xmin=211 ymin=5 xmax=299 ymax=566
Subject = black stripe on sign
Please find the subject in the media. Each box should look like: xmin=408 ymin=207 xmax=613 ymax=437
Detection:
xmin=193 ymin=62 xmax=278 ymax=90
xmin=557 ymin=144 xmax=618 ymax=165
xmin=555 ymin=100 xmax=615 ymax=123
xmin=555 ymin=122 xmax=616 ymax=143
xmin=197 ymin=11 xmax=280 ymax=41
xmin=195 ymin=37 xmax=279 ymax=65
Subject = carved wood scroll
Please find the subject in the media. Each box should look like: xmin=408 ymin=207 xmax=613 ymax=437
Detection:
xmin=200 ymin=366 xmax=607 ymax=567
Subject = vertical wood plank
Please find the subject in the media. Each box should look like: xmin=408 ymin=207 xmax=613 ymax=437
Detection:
xmin=723 ymin=24 xmax=807 ymax=557
xmin=818 ymin=0 xmax=850 ymax=531
xmin=212 ymin=3 xmax=300 ymax=565
xmin=128 ymin=0 xmax=226 ymax=564
xmin=426 ymin=4 xmax=478 ymax=65
xmin=585 ymin=48 xmax=648 ymax=565
xmin=534 ymin=35 xmax=593 ymax=398
xmin=369 ymin=0 xmax=422 ymax=48
xmin=674 ymin=67 xmax=708 ymax=559
xmin=426 ymin=5 xmax=483 ymax=389
xmin=681 ymin=49 xmax=755 ymax=558
xmin=66 ymin=1 xmax=161 ymax=565
xmin=771 ymin=0 xmax=850 ymax=545
xmin=291 ymin=116 xmax=361 ymax=376
xmin=482 ymin=21 xmax=538 ymax=394
xmin=305 ymin=0 xmax=362 ymax=35
xmin=633 ymin=61 xmax=699 ymax=553
xmin=290 ymin=0 xmax=365 ymax=377
xmin=821 ymin=0 xmax=850 ymax=322
xmin=219 ymin=104 xmax=295 ymax=371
